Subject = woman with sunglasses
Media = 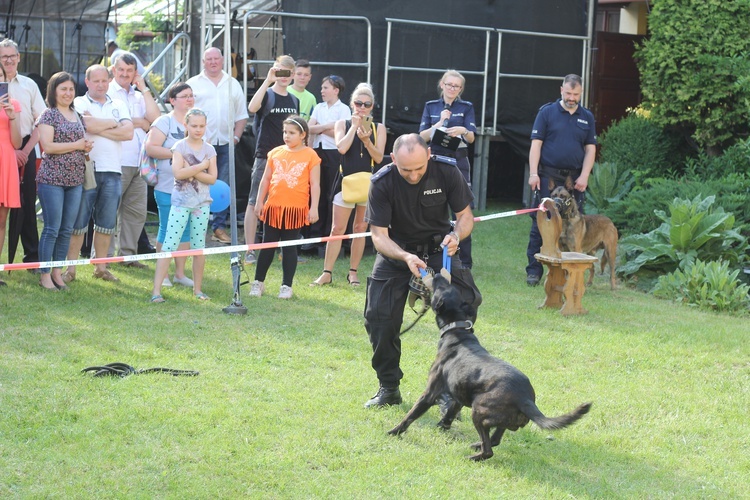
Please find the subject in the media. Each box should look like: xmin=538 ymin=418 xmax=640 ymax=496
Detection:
xmin=418 ymin=69 xmax=477 ymax=269
xmin=311 ymin=82 xmax=386 ymax=287
xmin=306 ymin=75 xmax=351 ymax=241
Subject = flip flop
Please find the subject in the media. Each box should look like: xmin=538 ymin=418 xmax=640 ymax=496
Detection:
xmin=150 ymin=295 xmax=165 ymax=303
xmin=194 ymin=292 xmax=210 ymax=301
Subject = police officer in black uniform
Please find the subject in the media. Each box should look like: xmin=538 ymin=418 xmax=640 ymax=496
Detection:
xmin=363 ymin=133 xmax=482 ymax=408
xmin=525 ymin=74 xmax=597 ymax=286
xmin=419 ymin=70 xmax=477 ymax=269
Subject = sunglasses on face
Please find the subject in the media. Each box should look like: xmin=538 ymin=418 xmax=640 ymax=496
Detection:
xmin=353 ymin=100 xmax=373 ymax=108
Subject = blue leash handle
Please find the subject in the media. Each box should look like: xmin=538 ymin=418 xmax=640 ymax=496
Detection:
xmin=443 ymin=246 xmax=451 ymax=274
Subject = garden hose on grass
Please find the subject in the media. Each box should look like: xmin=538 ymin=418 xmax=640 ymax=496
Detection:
xmin=81 ymin=362 xmax=199 ymax=378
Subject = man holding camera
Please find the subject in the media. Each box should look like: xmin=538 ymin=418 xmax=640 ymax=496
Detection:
xmin=1 ymin=38 xmax=46 ymax=268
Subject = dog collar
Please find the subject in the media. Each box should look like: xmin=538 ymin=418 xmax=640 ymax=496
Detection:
xmin=439 ymin=320 xmax=474 ymax=337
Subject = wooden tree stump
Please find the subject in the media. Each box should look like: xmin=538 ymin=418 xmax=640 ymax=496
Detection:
xmin=534 ymin=199 xmax=598 ymax=315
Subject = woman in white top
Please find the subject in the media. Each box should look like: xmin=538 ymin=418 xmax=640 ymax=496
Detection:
xmin=306 ymin=75 xmax=351 ymax=240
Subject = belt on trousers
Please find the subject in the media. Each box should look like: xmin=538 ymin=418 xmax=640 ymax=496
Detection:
xmin=538 ymin=165 xmax=581 ymax=180
xmin=443 ymin=149 xmax=468 ymax=160
xmin=396 ymin=241 xmax=442 ymax=256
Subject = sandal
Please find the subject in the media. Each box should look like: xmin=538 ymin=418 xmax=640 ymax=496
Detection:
xmin=310 ymin=270 xmax=333 ymax=287
xmin=150 ymin=294 xmax=165 ymax=303
xmin=346 ymin=268 xmax=361 ymax=287
xmin=39 ymin=282 xmax=59 ymax=292
xmin=195 ymin=292 xmax=210 ymax=301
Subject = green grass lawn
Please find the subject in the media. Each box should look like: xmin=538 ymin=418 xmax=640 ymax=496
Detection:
xmin=1 ymin=204 xmax=748 ymax=498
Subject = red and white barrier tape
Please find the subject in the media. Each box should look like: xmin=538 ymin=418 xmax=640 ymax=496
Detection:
xmin=1 ymin=206 xmax=544 ymax=272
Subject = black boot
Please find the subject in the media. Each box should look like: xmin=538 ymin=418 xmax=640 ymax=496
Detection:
xmin=437 ymin=392 xmax=462 ymax=425
xmin=364 ymin=385 xmax=402 ymax=408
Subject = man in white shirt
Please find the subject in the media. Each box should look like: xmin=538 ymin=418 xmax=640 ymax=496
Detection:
xmin=186 ymin=47 xmax=249 ymax=244
xmin=62 ymin=65 xmax=134 ymax=283
xmin=107 ymin=53 xmax=160 ymax=267
xmin=0 ymin=38 xmax=46 ymax=266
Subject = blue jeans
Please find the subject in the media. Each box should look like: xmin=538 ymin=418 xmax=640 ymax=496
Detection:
xmin=37 ymin=183 xmax=83 ymax=273
xmin=211 ymin=144 xmax=230 ymax=231
xmin=73 ymin=172 xmax=122 ymax=235
xmin=154 ymin=190 xmax=191 ymax=244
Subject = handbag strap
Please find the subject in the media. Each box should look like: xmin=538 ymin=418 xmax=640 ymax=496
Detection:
xmin=340 ymin=120 xmax=378 ymax=175
xmin=369 ymin=122 xmax=377 ymax=169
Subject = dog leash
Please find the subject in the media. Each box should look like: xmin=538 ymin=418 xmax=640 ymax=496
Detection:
xmin=400 ymin=247 xmax=453 ymax=335
xmin=81 ymin=362 xmax=199 ymax=378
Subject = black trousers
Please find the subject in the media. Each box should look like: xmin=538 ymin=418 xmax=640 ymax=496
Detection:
xmin=254 ymin=223 xmax=302 ymax=287
xmin=306 ymin=147 xmax=340 ymax=239
xmin=11 ymin=136 xmax=39 ymax=262
xmin=447 ymin=149 xmax=473 ymax=269
xmin=364 ymin=251 xmax=482 ymax=387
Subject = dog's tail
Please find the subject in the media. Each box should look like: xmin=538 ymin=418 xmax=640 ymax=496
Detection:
xmin=521 ymin=401 xmax=592 ymax=430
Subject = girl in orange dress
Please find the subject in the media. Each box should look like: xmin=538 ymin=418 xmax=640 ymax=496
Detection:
xmin=249 ymin=115 xmax=320 ymax=299
xmin=0 ymin=69 xmax=22 ymax=286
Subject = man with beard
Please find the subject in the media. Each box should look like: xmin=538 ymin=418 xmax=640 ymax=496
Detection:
xmin=524 ymin=74 xmax=596 ymax=286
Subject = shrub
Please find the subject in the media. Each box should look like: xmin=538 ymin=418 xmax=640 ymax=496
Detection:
xmin=586 ymin=161 xmax=634 ymax=215
xmin=683 ymin=137 xmax=750 ymax=180
xmin=618 ymin=194 xmax=748 ymax=289
xmin=636 ymin=0 xmax=750 ymax=153
xmin=653 ymin=259 xmax=750 ymax=314
xmin=598 ymin=113 xmax=684 ymax=185
xmin=604 ymin=176 xmax=750 ymax=237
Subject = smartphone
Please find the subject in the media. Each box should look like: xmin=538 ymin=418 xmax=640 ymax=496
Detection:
xmin=361 ymin=115 xmax=373 ymax=128
xmin=275 ymin=69 xmax=291 ymax=78
xmin=0 ymin=82 xmax=8 ymax=99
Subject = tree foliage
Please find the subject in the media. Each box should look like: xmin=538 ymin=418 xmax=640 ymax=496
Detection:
xmin=116 ymin=13 xmax=168 ymax=52
xmin=636 ymin=0 xmax=750 ymax=154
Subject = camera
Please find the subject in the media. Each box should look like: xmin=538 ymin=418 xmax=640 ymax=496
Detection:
xmin=275 ymin=69 xmax=291 ymax=78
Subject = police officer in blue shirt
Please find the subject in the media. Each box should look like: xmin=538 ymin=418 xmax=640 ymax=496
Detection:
xmin=363 ymin=133 xmax=482 ymax=409
xmin=525 ymin=74 xmax=597 ymax=285
xmin=419 ymin=70 xmax=477 ymax=269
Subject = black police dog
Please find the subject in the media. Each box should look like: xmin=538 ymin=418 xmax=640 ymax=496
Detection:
xmin=388 ymin=274 xmax=591 ymax=461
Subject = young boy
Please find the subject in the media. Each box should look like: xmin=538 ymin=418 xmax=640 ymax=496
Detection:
xmin=287 ymin=59 xmax=316 ymax=121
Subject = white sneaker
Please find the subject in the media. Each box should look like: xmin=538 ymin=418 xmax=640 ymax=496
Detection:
xmin=162 ymin=277 xmax=173 ymax=287
xmin=249 ymin=280 xmax=265 ymax=297
xmin=278 ymin=284 xmax=293 ymax=299
xmin=245 ymin=251 xmax=257 ymax=265
xmin=172 ymin=275 xmax=194 ymax=287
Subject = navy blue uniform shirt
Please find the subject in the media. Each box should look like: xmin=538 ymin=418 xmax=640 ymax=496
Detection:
xmin=419 ymin=98 xmax=477 ymax=156
xmin=531 ymin=99 xmax=596 ymax=170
